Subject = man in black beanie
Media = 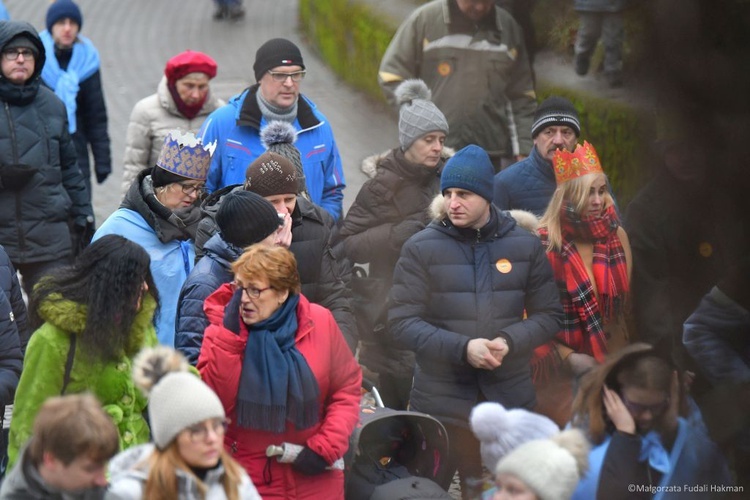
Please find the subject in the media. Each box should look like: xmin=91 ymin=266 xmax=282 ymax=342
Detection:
xmin=175 ymin=190 xmax=282 ymax=365
xmin=199 ymin=37 xmax=346 ymax=221
xmin=493 ymin=95 xmax=581 ymax=216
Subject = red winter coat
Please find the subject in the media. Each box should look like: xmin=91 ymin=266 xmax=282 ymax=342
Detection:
xmin=198 ymin=284 xmax=362 ymax=499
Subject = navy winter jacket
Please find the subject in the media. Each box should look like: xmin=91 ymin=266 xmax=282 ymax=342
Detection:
xmin=389 ymin=205 xmax=563 ymax=426
xmin=175 ymin=233 xmax=239 ymax=365
xmin=0 ymin=246 xmax=27 ymax=352
xmin=493 ymin=145 xmax=555 ymax=217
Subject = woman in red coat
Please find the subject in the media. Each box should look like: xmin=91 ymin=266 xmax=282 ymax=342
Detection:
xmin=198 ymin=244 xmax=361 ymax=499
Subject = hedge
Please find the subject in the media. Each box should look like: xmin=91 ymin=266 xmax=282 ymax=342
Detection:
xmin=298 ymin=0 xmax=652 ymax=206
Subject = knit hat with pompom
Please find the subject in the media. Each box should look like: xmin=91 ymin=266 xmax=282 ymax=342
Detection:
xmin=395 ymin=79 xmax=449 ymax=151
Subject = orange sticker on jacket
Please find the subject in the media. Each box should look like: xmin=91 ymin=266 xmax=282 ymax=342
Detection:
xmin=437 ymin=61 xmax=451 ymax=76
xmin=698 ymin=242 xmax=713 ymax=258
xmin=496 ymin=259 xmax=512 ymax=273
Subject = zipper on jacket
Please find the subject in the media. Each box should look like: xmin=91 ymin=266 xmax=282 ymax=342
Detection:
xmin=4 ymin=102 xmax=26 ymax=255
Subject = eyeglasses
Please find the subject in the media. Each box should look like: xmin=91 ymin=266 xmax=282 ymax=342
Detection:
xmin=2 ymin=48 xmax=35 ymax=61
xmin=267 ymin=70 xmax=306 ymax=83
xmin=232 ymin=282 xmax=271 ymax=299
xmin=176 ymin=182 xmax=205 ymax=196
xmin=186 ymin=418 xmax=229 ymax=443
xmin=620 ymin=393 xmax=670 ymax=416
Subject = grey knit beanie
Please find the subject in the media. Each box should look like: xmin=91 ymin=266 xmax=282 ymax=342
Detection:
xmin=395 ymin=79 xmax=449 ymax=151
xmin=133 ymin=347 xmax=225 ymax=450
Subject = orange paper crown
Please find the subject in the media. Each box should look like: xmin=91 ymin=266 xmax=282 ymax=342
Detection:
xmin=552 ymin=141 xmax=603 ymax=185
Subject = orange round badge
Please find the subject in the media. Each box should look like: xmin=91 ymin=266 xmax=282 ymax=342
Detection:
xmin=437 ymin=61 xmax=451 ymax=77
xmin=698 ymin=242 xmax=713 ymax=258
xmin=496 ymin=259 xmax=512 ymax=274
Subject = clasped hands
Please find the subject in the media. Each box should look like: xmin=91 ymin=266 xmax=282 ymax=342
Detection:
xmin=466 ymin=337 xmax=509 ymax=370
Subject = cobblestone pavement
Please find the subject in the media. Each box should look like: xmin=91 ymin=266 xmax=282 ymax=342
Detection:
xmin=5 ymin=0 xmax=397 ymax=222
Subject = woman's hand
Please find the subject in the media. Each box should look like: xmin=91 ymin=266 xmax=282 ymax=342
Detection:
xmin=274 ymin=213 xmax=293 ymax=248
xmin=603 ymin=385 xmax=636 ymax=435
xmin=659 ymin=371 xmax=681 ymax=442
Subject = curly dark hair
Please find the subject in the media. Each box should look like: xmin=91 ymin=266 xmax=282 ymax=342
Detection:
xmin=30 ymin=235 xmax=159 ymax=362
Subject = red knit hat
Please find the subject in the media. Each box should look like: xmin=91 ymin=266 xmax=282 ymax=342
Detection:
xmin=164 ymin=50 xmax=217 ymax=84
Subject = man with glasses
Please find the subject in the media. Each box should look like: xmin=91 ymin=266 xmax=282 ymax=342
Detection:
xmin=0 ymin=21 xmax=93 ymax=296
xmin=200 ymin=38 xmax=346 ymax=221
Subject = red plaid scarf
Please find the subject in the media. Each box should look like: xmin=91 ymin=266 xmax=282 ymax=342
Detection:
xmin=532 ymin=203 xmax=629 ymax=381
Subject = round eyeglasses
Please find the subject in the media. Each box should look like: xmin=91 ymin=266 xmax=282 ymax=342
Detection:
xmin=267 ymin=70 xmax=306 ymax=83
xmin=186 ymin=418 xmax=229 ymax=443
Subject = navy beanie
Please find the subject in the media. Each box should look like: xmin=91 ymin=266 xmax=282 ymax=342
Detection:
xmin=46 ymin=0 xmax=83 ymax=33
xmin=440 ymin=145 xmax=495 ymax=202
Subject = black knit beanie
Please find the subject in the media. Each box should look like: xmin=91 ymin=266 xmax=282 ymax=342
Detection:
xmin=150 ymin=166 xmax=185 ymax=188
xmin=253 ymin=38 xmax=305 ymax=82
xmin=217 ymin=190 xmax=281 ymax=248
xmin=531 ymin=96 xmax=581 ymax=138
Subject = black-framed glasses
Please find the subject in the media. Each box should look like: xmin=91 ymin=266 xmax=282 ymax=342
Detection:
xmin=267 ymin=70 xmax=306 ymax=83
xmin=620 ymin=393 xmax=670 ymax=416
xmin=232 ymin=282 xmax=271 ymax=299
xmin=176 ymin=182 xmax=205 ymax=196
xmin=186 ymin=418 xmax=229 ymax=443
xmin=2 ymin=48 xmax=35 ymax=61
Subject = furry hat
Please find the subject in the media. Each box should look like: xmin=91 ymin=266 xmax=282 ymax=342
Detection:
xmin=395 ymin=79 xmax=449 ymax=151
xmin=260 ymin=121 xmax=307 ymax=196
xmin=495 ymin=429 xmax=590 ymax=500
xmin=133 ymin=347 xmax=225 ymax=449
xmin=470 ymin=401 xmax=560 ymax=472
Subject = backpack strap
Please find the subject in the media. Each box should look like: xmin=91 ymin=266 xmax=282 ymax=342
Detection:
xmin=60 ymin=334 xmax=77 ymax=395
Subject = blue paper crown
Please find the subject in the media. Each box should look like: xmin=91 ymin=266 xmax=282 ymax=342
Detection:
xmin=156 ymin=130 xmax=217 ymax=180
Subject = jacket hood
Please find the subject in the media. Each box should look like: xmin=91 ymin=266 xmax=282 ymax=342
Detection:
xmin=361 ymin=146 xmax=456 ymax=179
xmin=203 ymin=232 xmax=241 ymax=266
xmin=0 ymin=21 xmax=46 ymax=81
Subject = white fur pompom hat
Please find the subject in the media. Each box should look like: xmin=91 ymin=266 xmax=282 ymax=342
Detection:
xmin=495 ymin=429 xmax=590 ymax=500
xmin=469 ymin=401 xmax=560 ymax=472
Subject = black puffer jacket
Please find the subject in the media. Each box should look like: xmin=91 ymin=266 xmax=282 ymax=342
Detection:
xmin=0 ymin=245 xmax=27 ymax=351
xmin=338 ymin=148 xmax=443 ymax=375
xmin=0 ymin=21 xmax=92 ymax=264
xmin=389 ymin=204 xmax=563 ymax=427
xmin=0 ymin=245 xmax=23 ymax=407
xmin=195 ymin=185 xmax=358 ymax=352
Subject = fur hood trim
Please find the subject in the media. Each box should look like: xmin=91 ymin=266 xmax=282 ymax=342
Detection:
xmin=428 ymin=194 xmax=540 ymax=232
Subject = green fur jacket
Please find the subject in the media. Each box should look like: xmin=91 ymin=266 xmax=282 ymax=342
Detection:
xmin=7 ymin=294 xmax=158 ymax=468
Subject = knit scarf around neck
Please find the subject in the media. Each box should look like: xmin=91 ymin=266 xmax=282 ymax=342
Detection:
xmin=532 ymin=203 xmax=629 ymax=380
xmin=256 ymin=90 xmax=297 ymax=124
xmin=39 ymin=31 xmax=100 ymax=133
xmin=236 ymin=293 xmax=320 ymax=433
xmin=167 ymin=81 xmax=206 ymax=120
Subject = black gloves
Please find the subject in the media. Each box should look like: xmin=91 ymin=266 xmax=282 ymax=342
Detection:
xmin=390 ymin=219 xmax=426 ymax=250
xmin=292 ymin=447 xmax=328 ymax=476
xmin=95 ymin=169 xmax=110 ymax=184
xmin=0 ymin=164 xmax=39 ymax=191
xmin=71 ymin=216 xmax=96 ymax=256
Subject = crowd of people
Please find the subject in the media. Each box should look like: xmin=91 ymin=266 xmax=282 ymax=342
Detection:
xmin=0 ymin=0 xmax=746 ymax=499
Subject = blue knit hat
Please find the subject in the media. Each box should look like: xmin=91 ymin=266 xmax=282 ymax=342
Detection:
xmin=46 ymin=0 xmax=83 ymax=33
xmin=440 ymin=145 xmax=495 ymax=201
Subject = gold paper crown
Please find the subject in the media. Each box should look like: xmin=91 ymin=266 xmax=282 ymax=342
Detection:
xmin=552 ymin=141 xmax=603 ymax=184
xmin=156 ymin=130 xmax=217 ymax=181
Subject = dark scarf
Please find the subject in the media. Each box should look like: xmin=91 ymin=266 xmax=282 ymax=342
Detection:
xmin=532 ymin=203 xmax=629 ymax=380
xmin=167 ymin=81 xmax=206 ymax=120
xmin=236 ymin=293 xmax=320 ymax=433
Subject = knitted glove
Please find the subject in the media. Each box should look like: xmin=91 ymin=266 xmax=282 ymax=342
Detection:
xmin=389 ymin=219 xmax=425 ymax=250
xmin=292 ymin=447 xmax=328 ymax=476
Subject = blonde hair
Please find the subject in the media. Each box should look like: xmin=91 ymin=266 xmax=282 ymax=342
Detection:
xmin=231 ymin=244 xmax=301 ymax=295
xmin=143 ymin=441 xmax=246 ymax=500
xmin=539 ymin=172 xmax=613 ymax=252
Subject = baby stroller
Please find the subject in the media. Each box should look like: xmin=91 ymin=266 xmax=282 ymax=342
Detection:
xmin=345 ymin=397 xmax=453 ymax=500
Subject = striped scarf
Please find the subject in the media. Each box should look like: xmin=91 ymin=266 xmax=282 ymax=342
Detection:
xmin=532 ymin=203 xmax=629 ymax=381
